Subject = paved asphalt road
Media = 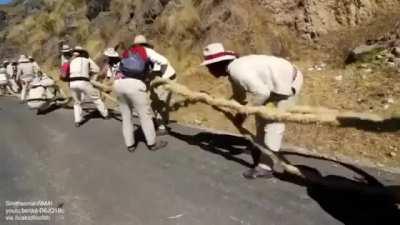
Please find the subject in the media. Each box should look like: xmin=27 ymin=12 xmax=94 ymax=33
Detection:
xmin=0 ymin=97 xmax=399 ymax=225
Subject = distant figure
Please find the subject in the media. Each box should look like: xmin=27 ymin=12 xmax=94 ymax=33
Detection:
xmin=114 ymin=34 xmax=172 ymax=152
xmin=60 ymin=44 xmax=72 ymax=65
xmin=0 ymin=67 xmax=9 ymax=96
xmin=7 ymin=60 xmax=19 ymax=93
xmin=28 ymin=56 xmax=41 ymax=72
xmin=17 ymin=55 xmax=40 ymax=102
xmin=69 ymin=46 xmax=109 ymax=127
xmin=201 ymin=43 xmax=303 ymax=179
xmin=101 ymin=48 xmax=120 ymax=81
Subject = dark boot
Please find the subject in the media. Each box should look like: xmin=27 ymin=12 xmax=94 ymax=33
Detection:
xmin=127 ymin=145 xmax=136 ymax=153
xmin=243 ymin=167 xmax=274 ymax=179
xmin=148 ymin=140 xmax=168 ymax=151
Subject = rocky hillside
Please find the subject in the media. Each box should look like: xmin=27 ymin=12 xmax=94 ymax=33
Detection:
xmin=2 ymin=0 xmax=400 ymax=65
xmin=0 ymin=0 xmax=399 ymax=168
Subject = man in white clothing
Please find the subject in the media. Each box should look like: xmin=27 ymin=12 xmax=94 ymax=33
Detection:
xmin=60 ymin=44 xmax=73 ymax=65
xmin=114 ymin=34 xmax=173 ymax=152
xmin=17 ymin=55 xmax=40 ymax=102
xmin=128 ymin=35 xmax=177 ymax=135
xmin=69 ymin=46 xmax=109 ymax=127
xmin=201 ymin=43 xmax=303 ymax=179
xmin=7 ymin=60 xmax=19 ymax=93
xmin=0 ymin=67 xmax=9 ymax=95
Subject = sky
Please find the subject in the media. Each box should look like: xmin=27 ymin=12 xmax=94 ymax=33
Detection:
xmin=0 ymin=0 xmax=12 ymax=5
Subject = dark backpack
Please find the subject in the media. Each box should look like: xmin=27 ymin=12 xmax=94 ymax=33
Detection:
xmin=119 ymin=47 xmax=149 ymax=79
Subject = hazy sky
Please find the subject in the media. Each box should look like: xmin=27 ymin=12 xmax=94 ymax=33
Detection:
xmin=0 ymin=0 xmax=12 ymax=4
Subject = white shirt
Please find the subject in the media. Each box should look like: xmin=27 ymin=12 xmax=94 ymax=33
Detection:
xmin=70 ymin=57 xmax=99 ymax=79
xmin=6 ymin=64 xmax=14 ymax=77
xmin=17 ymin=62 xmax=39 ymax=80
xmin=227 ymin=55 xmax=302 ymax=103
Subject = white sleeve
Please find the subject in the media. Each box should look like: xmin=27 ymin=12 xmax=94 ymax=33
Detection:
xmin=146 ymin=48 xmax=169 ymax=66
xmin=146 ymin=48 xmax=176 ymax=79
xmin=230 ymin=71 xmax=270 ymax=105
xmin=88 ymin=58 xmax=100 ymax=74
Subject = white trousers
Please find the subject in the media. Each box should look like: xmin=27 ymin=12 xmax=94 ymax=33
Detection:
xmin=114 ymin=79 xmax=156 ymax=147
xmin=70 ymin=81 xmax=108 ymax=123
xmin=255 ymin=94 xmax=298 ymax=152
xmin=20 ymin=77 xmax=33 ymax=101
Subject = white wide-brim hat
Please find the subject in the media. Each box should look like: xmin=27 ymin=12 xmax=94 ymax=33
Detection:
xmin=201 ymin=43 xmax=238 ymax=66
xmin=103 ymin=48 xmax=119 ymax=57
xmin=18 ymin=55 xmax=30 ymax=63
xmin=134 ymin=35 xmax=148 ymax=45
xmin=73 ymin=46 xmax=88 ymax=54
xmin=61 ymin=44 xmax=72 ymax=53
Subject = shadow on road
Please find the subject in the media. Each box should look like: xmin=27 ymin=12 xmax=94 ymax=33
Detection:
xmin=338 ymin=117 xmax=400 ymax=132
xmin=170 ymin=129 xmax=400 ymax=225
xmin=36 ymin=103 xmax=64 ymax=115
xmin=169 ymin=130 xmax=256 ymax=168
xmin=277 ymin=152 xmax=400 ymax=225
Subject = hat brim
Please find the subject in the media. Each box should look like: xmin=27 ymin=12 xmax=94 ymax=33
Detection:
xmin=104 ymin=52 xmax=119 ymax=57
xmin=18 ymin=59 xmax=30 ymax=63
xmin=61 ymin=49 xmax=72 ymax=53
xmin=201 ymin=55 xmax=237 ymax=66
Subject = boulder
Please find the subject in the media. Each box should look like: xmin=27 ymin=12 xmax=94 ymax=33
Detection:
xmin=392 ymin=47 xmax=400 ymax=57
xmin=86 ymin=0 xmax=111 ymax=20
xmin=346 ymin=44 xmax=381 ymax=64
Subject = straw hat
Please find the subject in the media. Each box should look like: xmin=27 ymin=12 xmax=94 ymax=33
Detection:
xmin=201 ymin=43 xmax=238 ymax=66
xmin=133 ymin=35 xmax=149 ymax=45
xmin=73 ymin=46 xmax=86 ymax=52
xmin=18 ymin=55 xmax=30 ymax=63
xmin=103 ymin=48 xmax=119 ymax=58
xmin=60 ymin=44 xmax=72 ymax=53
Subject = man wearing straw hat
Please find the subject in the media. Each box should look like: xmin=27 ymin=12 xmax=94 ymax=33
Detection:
xmin=102 ymin=47 xmax=120 ymax=81
xmin=60 ymin=44 xmax=73 ymax=65
xmin=69 ymin=46 xmax=109 ymax=127
xmin=126 ymin=35 xmax=176 ymax=136
xmin=112 ymin=34 xmax=174 ymax=152
xmin=17 ymin=54 xmax=40 ymax=102
xmin=201 ymin=43 xmax=303 ymax=179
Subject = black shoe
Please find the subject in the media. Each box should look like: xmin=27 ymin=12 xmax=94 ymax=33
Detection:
xmin=148 ymin=140 xmax=168 ymax=151
xmin=243 ymin=167 xmax=274 ymax=180
xmin=127 ymin=145 xmax=136 ymax=153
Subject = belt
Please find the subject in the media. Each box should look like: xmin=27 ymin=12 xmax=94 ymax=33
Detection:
xmin=69 ymin=77 xmax=90 ymax=82
xmin=291 ymin=66 xmax=298 ymax=95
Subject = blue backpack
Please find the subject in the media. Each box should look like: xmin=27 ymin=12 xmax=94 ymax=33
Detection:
xmin=119 ymin=49 xmax=149 ymax=79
